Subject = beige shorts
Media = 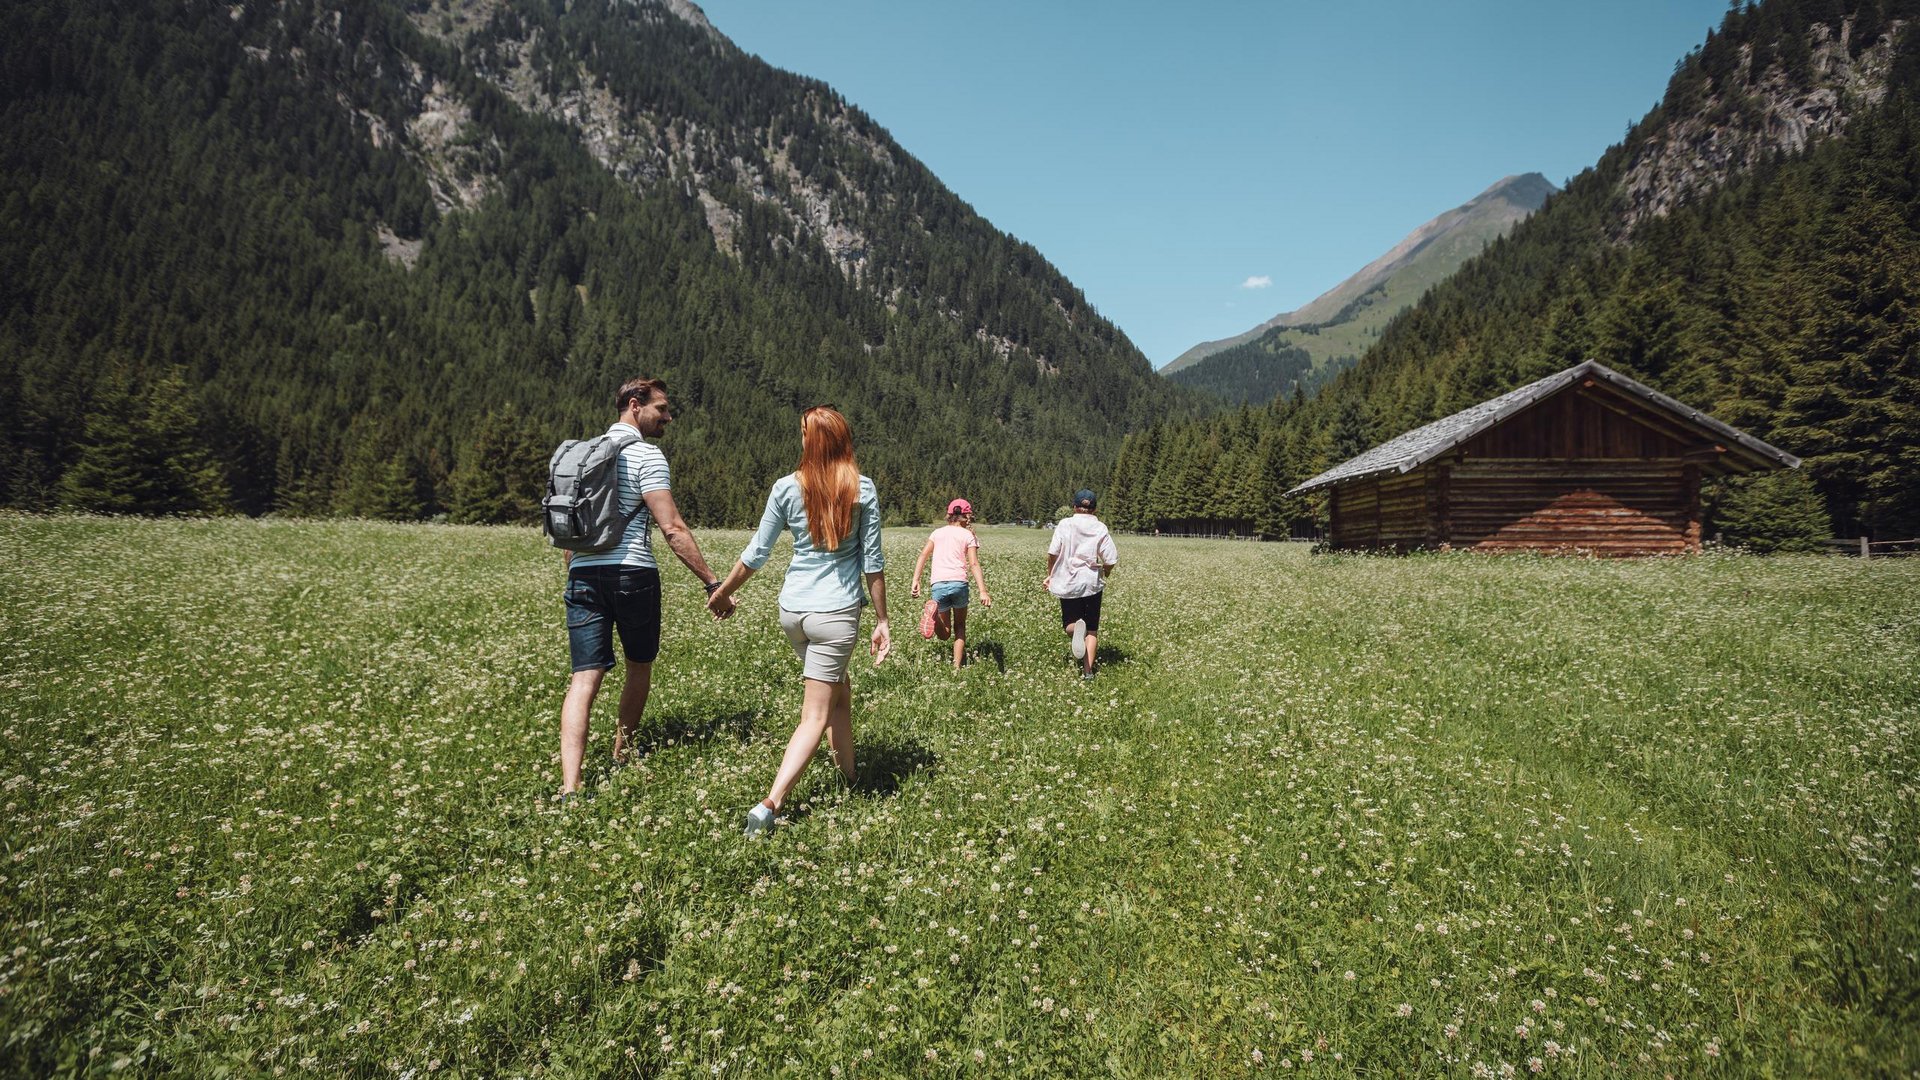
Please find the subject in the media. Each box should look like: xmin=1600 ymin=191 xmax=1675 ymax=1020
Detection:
xmin=778 ymin=605 xmax=862 ymax=683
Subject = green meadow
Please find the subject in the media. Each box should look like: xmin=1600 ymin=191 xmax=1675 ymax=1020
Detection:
xmin=2 ymin=515 xmax=1915 ymax=1077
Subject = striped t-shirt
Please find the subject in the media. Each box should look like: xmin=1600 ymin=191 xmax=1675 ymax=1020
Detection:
xmin=568 ymin=422 xmax=671 ymax=570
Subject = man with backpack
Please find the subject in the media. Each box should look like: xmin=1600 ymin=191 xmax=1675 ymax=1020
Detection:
xmin=546 ymin=377 xmax=731 ymax=800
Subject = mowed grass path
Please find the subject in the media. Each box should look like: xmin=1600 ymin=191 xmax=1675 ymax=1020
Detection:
xmin=1 ymin=515 xmax=1915 ymax=1077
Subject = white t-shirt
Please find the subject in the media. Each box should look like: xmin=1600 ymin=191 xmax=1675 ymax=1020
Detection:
xmin=568 ymin=422 xmax=671 ymax=569
xmin=1047 ymin=514 xmax=1117 ymax=598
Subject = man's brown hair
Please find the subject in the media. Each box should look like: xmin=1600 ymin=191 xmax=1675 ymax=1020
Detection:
xmin=616 ymin=377 xmax=667 ymax=411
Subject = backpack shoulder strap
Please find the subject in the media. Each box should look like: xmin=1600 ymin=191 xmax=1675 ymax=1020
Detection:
xmin=606 ymin=431 xmax=647 ymax=526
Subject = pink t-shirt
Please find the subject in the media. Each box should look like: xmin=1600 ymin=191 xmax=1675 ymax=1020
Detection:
xmin=927 ymin=525 xmax=978 ymax=583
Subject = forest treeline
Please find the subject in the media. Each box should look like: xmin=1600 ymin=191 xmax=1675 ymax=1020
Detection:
xmin=1164 ymin=335 xmax=1324 ymax=405
xmin=1111 ymin=0 xmax=1920 ymax=543
xmin=0 ymin=0 xmax=1197 ymax=528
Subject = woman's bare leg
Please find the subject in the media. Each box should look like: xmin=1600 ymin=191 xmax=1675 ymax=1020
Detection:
xmin=823 ymin=677 xmax=855 ymax=782
xmin=766 ymin=678 xmax=837 ymax=809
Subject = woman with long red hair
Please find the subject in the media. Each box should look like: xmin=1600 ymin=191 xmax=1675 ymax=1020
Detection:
xmin=707 ymin=406 xmax=890 ymax=836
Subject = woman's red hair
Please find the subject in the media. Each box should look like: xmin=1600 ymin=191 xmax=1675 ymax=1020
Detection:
xmin=796 ymin=407 xmax=861 ymax=552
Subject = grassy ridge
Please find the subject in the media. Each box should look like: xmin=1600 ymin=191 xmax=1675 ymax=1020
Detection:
xmin=1 ymin=517 xmax=1915 ymax=1076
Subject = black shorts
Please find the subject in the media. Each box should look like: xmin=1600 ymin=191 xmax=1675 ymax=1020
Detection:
xmin=1058 ymin=592 xmax=1103 ymax=634
xmin=565 ymin=566 xmax=662 ymax=671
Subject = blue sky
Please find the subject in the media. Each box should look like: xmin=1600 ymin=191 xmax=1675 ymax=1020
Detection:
xmin=694 ymin=0 xmax=1733 ymax=368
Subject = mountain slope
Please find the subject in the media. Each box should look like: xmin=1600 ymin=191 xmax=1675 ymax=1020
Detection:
xmin=1110 ymin=0 xmax=1920 ymax=545
xmin=0 ymin=0 xmax=1197 ymax=524
xmin=1159 ymin=176 xmax=1551 ymax=374
xmin=1163 ymin=174 xmax=1555 ymax=404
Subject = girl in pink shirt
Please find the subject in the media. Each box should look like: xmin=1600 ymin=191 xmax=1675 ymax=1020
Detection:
xmin=910 ymin=498 xmax=993 ymax=669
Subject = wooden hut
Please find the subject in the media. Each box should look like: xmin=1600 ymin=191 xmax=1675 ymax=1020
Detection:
xmin=1288 ymin=360 xmax=1801 ymax=555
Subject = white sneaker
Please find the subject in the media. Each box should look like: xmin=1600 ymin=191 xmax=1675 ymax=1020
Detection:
xmin=1070 ymin=619 xmax=1087 ymax=660
xmin=744 ymin=803 xmax=775 ymax=838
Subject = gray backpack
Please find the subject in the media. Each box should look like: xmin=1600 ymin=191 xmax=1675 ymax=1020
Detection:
xmin=543 ymin=432 xmax=642 ymax=551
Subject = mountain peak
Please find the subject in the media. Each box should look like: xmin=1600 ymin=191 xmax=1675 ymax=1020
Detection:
xmin=1163 ymin=172 xmax=1557 ymax=378
xmin=1472 ymin=172 xmax=1556 ymax=211
xmin=660 ymin=0 xmax=723 ymax=40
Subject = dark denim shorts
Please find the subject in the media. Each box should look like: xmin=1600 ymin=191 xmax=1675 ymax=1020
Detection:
xmin=565 ymin=565 xmax=662 ymax=672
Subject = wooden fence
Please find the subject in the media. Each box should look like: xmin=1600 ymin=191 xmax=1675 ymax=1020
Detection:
xmin=1821 ymin=538 xmax=1920 ymax=557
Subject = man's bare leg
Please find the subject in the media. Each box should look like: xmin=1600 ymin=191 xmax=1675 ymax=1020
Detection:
xmin=611 ymin=660 xmax=652 ymax=763
xmin=560 ymin=668 xmax=608 ymax=793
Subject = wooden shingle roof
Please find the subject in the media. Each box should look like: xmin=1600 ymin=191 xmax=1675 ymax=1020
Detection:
xmin=1287 ymin=360 xmax=1800 ymax=496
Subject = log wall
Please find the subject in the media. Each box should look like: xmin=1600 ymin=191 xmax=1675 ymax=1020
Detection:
xmin=1327 ymin=471 xmax=1431 ymax=551
xmin=1447 ymin=459 xmax=1695 ymax=555
xmin=1328 ymin=480 xmax=1374 ymax=549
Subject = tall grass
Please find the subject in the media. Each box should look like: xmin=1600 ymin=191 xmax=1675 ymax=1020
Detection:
xmin=1 ymin=516 xmax=1914 ymax=1076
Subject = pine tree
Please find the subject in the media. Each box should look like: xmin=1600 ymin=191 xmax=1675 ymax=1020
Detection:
xmin=367 ymin=457 xmax=426 ymax=522
xmin=1106 ymin=425 xmax=1160 ymax=531
xmin=448 ymin=408 xmax=547 ymax=525
xmin=60 ymin=366 xmax=232 ymax=515
xmin=1329 ymin=398 xmax=1373 ymax=463
xmin=1708 ymin=468 xmax=1834 ymax=552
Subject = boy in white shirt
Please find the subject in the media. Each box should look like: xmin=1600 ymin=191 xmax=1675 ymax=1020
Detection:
xmin=1042 ymin=489 xmax=1118 ymax=681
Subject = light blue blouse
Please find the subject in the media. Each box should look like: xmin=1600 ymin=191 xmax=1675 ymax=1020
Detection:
xmin=740 ymin=474 xmax=885 ymax=612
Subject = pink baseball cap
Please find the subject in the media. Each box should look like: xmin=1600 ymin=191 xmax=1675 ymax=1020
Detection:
xmin=947 ymin=498 xmax=973 ymax=515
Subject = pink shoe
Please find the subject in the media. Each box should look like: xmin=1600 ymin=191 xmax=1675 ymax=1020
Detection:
xmin=919 ymin=599 xmax=938 ymax=639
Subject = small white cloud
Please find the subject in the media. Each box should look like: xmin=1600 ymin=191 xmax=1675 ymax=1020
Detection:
xmin=1240 ymin=275 xmax=1272 ymax=289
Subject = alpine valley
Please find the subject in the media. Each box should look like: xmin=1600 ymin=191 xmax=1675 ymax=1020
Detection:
xmin=1112 ymin=0 xmax=1920 ymax=546
xmin=0 ymin=0 xmax=1201 ymax=525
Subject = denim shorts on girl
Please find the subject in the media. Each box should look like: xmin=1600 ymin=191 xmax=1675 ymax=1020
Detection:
xmin=931 ymin=580 xmax=970 ymax=613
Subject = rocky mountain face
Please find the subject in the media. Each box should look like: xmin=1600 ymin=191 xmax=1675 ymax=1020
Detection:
xmin=1619 ymin=15 xmax=1905 ymax=237
xmin=1 ymin=0 xmax=1192 ymax=521
xmin=424 ymin=3 xmax=865 ymax=260
xmin=393 ymin=0 xmax=1094 ymax=372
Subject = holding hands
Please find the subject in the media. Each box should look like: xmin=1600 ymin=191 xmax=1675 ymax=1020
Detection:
xmin=706 ymin=568 xmax=748 ymax=621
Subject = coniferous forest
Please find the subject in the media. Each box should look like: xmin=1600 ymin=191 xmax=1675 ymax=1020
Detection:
xmin=1111 ymin=0 xmax=1920 ymax=544
xmin=1165 ymin=335 xmax=1320 ymax=406
xmin=0 ymin=0 xmax=1198 ymax=527
xmin=6 ymin=0 xmax=1917 ymax=545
